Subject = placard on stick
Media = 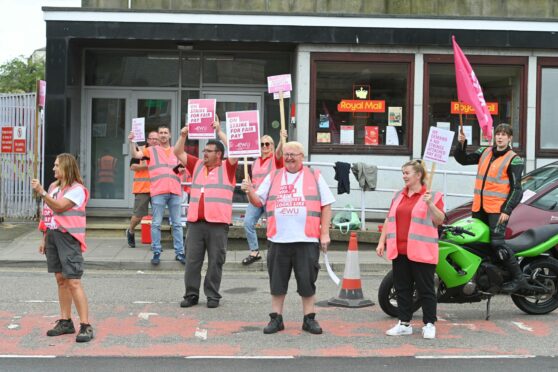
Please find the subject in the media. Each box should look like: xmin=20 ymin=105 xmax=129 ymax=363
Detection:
xmin=226 ymin=110 xmax=261 ymax=158
xmin=187 ymin=99 xmax=216 ymax=139
xmin=423 ymin=126 xmax=455 ymax=190
xmin=131 ymin=117 xmax=145 ymax=142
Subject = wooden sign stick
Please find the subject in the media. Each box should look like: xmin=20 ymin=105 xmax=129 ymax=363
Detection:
xmin=279 ymin=91 xmax=286 ymax=145
xmin=426 ymin=162 xmax=436 ymax=192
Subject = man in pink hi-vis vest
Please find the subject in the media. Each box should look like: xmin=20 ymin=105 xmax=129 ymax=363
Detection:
xmin=242 ymin=141 xmax=335 ymax=335
xmin=174 ymin=119 xmax=238 ymax=309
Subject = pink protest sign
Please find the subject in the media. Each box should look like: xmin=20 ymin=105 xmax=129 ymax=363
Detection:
xmin=423 ymin=126 xmax=455 ymax=164
xmin=267 ymin=74 xmax=292 ymax=94
xmin=187 ymin=99 xmax=216 ymax=139
xmin=38 ymin=80 xmax=46 ymax=108
xmin=226 ymin=110 xmax=261 ymax=158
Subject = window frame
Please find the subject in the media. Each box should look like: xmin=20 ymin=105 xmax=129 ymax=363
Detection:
xmin=309 ymin=52 xmax=415 ymax=155
xmin=536 ymin=57 xmax=558 ymax=158
xmin=422 ymin=54 xmax=528 ymax=157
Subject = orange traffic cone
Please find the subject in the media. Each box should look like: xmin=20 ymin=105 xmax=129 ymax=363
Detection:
xmin=328 ymin=232 xmax=374 ymax=308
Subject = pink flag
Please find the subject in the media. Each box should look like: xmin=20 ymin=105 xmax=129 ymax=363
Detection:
xmin=452 ymin=36 xmax=493 ymax=140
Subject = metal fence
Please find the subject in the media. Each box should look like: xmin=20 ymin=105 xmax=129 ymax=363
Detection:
xmin=0 ymin=93 xmax=43 ymax=219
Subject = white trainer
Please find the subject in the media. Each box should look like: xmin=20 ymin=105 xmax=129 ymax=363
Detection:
xmin=422 ymin=323 xmax=436 ymax=339
xmin=385 ymin=321 xmax=413 ymax=336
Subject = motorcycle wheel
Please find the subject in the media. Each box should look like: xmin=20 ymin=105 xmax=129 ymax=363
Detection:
xmin=378 ymin=270 xmax=422 ymax=318
xmin=511 ymin=259 xmax=558 ymax=315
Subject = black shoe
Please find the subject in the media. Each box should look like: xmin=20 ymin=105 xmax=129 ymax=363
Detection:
xmin=501 ymin=259 xmax=528 ymax=294
xmin=175 ymin=253 xmax=186 ymax=265
xmin=207 ymin=299 xmax=220 ymax=308
xmin=302 ymin=313 xmax=323 ymax=334
xmin=75 ymin=323 xmax=94 ymax=343
xmin=180 ymin=296 xmax=199 ymax=308
xmin=126 ymin=228 xmax=136 ymax=248
xmin=46 ymin=319 xmax=75 ymax=336
xmin=151 ymin=252 xmax=161 ymax=266
xmin=263 ymin=312 xmax=284 ymax=334
xmin=242 ymin=251 xmax=262 ymax=265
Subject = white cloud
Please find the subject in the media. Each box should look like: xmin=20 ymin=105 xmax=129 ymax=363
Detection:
xmin=0 ymin=0 xmax=81 ymax=64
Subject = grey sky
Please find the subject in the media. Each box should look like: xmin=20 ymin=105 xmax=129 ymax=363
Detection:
xmin=0 ymin=0 xmax=80 ymax=64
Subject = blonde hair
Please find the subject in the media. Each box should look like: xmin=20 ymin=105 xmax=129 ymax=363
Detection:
xmin=56 ymin=153 xmax=84 ymax=189
xmin=402 ymin=159 xmax=427 ymax=185
xmin=283 ymin=141 xmax=305 ymax=156
xmin=260 ymin=135 xmax=275 ymax=150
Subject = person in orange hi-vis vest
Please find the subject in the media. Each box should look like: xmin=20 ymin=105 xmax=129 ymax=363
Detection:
xmin=242 ymin=141 xmax=335 ymax=335
xmin=174 ymin=116 xmax=238 ymax=309
xmin=455 ymin=123 xmax=525 ymax=293
xmin=241 ymin=130 xmax=286 ymax=266
xmin=376 ymin=160 xmax=445 ymax=340
xmin=96 ymin=151 xmax=117 ymax=199
xmin=31 ymin=153 xmax=94 ymax=343
xmin=128 ymin=125 xmax=185 ymax=266
xmin=126 ymin=130 xmax=159 ymax=248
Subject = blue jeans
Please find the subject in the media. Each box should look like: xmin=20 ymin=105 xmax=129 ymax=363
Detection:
xmin=151 ymin=193 xmax=184 ymax=255
xmin=243 ymin=202 xmax=265 ymax=252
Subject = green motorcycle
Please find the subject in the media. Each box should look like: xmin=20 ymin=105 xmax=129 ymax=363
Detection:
xmin=378 ymin=218 xmax=558 ymax=319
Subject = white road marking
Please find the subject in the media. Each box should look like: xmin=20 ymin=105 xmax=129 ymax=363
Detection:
xmin=0 ymin=355 xmax=56 ymax=358
xmin=511 ymin=321 xmax=533 ymax=332
xmin=133 ymin=301 xmax=154 ymax=304
xmin=186 ymin=356 xmax=295 ymax=359
xmin=7 ymin=324 xmax=19 ymax=329
xmin=21 ymin=300 xmax=58 ymax=303
xmin=450 ymin=323 xmax=477 ymax=330
xmin=195 ymin=327 xmax=208 ymax=341
xmin=138 ymin=312 xmax=158 ymax=320
xmin=416 ymin=355 xmax=536 ymax=359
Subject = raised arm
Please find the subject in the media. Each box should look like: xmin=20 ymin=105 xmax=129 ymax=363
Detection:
xmin=174 ymin=126 xmax=189 ymax=166
xmin=128 ymin=132 xmax=144 ymax=159
xmin=275 ymin=129 xmax=287 ymax=159
xmin=214 ymin=116 xmax=238 ymax=165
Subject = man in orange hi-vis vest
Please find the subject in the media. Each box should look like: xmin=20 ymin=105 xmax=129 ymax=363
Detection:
xmin=97 ymin=151 xmax=117 ymax=199
xmin=242 ymin=141 xmax=335 ymax=335
xmin=174 ymin=118 xmax=237 ymax=310
xmin=455 ymin=123 xmax=525 ymax=293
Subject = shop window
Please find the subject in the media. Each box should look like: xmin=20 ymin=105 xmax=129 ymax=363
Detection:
xmin=537 ymin=59 xmax=558 ymax=157
xmin=424 ymin=55 xmax=527 ymax=153
xmin=203 ymin=52 xmax=291 ymax=85
xmin=310 ymin=53 xmax=413 ymax=154
xmin=180 ymin=90 xmax=201 ymax=157
xmin=181 ymin=53 xmax=201 ymax=88
xmin=85 ymin=51 xmax=179 ymax=87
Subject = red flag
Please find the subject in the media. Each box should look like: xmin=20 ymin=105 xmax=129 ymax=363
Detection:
xmin=452 ymin=36 xmax=493 ymax=140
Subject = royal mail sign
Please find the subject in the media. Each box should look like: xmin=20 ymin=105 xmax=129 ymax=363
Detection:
xmin=337 ymin=100 xmax=385 ymax=113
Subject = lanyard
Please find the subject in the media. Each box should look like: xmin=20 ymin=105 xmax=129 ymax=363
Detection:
xmin=282 ymin=169 xmax=303 ymax=194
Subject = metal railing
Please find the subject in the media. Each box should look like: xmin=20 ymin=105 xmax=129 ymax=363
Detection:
xmin=0 ymin=93 xmax=43 ymax=219
xmin=181 ymin=160 xmax=476 ymax=231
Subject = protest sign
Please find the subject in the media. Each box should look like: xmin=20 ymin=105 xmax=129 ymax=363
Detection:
xmin=187 ymin=99 xmax=216 ymax=139
xmin=131 ymin=117 xmax=145 ymax=142
xmin=423 ymin=126 xmax=455 ymax=164
xmin=267 ymin=74 xmax=292 ymax=94
xmin=226 ymin=110 xmax=261 ymax=158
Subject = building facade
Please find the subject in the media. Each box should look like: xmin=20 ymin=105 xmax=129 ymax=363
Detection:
xmin=43 ymin=0 xmax=558 ymax=211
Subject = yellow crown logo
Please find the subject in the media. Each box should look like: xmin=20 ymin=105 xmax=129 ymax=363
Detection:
xmin=355 ymin=87 xmax=368 ymax=99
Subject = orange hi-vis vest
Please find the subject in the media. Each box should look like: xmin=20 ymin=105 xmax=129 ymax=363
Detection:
xmin=43 ymin=182 xmax=90 ymax=252
xmin=472 ymin=148 xmax=516 ymax=214
xmin=187 ymin=159 xmax=235 ymax=224
xmin=147 ymin=146 xmax=181 ymax=197
xmin=132 ymin=160 xmax=150 ymax=194
xmin=251 ymin=155 xmax=279 ymax=189
xmin=385 ymin=189 xmax=442 ymax=265
xmin=266 ymin=167 xmax=322 ymax=239
xmin=98 ymin=155 xmax=116 ymax=183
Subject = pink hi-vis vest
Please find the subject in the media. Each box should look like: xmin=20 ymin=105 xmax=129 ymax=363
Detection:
xmin=266 ymin=167 xmax=322 ymax=239
xmin=251 ymin=155 xmax=279 ymax=189
xmin=147 ymin=146 xmax=181 ymax=197
xmin=187 ymin=160 xmax=235 ymax=224
xmin=385 ymin=189 xmax=442 ymax=264
xmin=42 ymin=182 xmax=90 ymax=252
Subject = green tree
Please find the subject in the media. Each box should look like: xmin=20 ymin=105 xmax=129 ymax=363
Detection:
xmin=0 ymin=56 xmax=45 ymax=93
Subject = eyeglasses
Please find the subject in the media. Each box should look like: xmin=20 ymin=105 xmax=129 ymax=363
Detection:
xmin=284 ymin=153 xmax=302 ymax=158
xmin=202 ymin=149 xmax=217 ymax=153
xmin=260 ymin=142 xmax=272 ymax=147
xmin=147 ymin=137 xmax=159 ymax=141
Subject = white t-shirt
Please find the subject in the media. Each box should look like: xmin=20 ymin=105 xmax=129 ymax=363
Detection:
xmin=256 ymin=168 xmax=335 ymax=243
xmin=43 ymin=186 xmax=86 ymax=230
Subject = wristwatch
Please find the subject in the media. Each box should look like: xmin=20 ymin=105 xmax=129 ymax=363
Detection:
xmin=40 ymin=190 xmax=47 ymax=198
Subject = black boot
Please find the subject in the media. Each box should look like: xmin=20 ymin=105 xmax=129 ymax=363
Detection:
xmin=501 ymin=258 xmax=528 ymax=294
xmin=302 ymin=313 xmax=323 ymax=334
xmin=263 ymin=313 xmax=284 ymax=334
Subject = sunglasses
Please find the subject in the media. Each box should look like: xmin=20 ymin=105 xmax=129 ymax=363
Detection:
xmin=260 ymin=142 xmax=272 ymax=147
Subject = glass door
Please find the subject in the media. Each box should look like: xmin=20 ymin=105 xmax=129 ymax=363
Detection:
xmin=86 ymin=91 xmax=129 ymax=208
xmin=203 ymin=92 xmax=263 ymax=203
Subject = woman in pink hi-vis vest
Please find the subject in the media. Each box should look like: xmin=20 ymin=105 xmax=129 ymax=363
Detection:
xmin=376 ymin=160 xmax=445 ymax=340
xmin=31 ymin=153 xmax=94 ymax=343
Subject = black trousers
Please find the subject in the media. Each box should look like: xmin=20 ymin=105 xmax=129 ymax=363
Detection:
xmin=392 ymin=255 xmax=437 ymax=324
xmin=472 ymin=209 xmax=510 ymax=257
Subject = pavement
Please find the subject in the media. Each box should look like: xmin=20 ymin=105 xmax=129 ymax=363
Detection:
xmin=0 ymin=221 xmax=391 ymax=274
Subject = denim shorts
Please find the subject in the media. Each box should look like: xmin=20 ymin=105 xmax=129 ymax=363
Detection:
xmin=267 ymin=241 xmax=320 ymax=297
xmin=45 ymin=229 xmax=84 ymax=279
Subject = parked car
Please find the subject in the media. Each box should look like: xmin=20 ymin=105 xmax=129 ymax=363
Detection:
xmin=445 ymin=161 xmax=558 ymax=239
